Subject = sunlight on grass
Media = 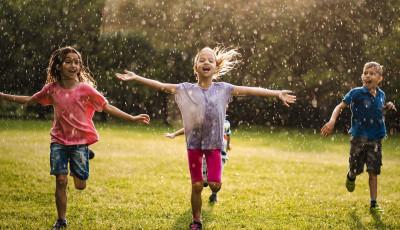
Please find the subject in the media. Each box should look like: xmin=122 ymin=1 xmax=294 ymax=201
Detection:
xmin=0 ymin=119 xmax=399 ymax=229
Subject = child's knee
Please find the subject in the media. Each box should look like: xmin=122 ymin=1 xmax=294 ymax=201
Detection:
xmin=209 ymin=182 xmax=221 ymax=193
xmin=55 ymin=175 xmax=68 ymax=188
xmin=73 ymin=177 xmax=87 ymax=190
xmin=192 ymin=181 xmax=204 ymax=193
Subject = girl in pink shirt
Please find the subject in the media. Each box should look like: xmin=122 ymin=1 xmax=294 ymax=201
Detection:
xmin=0 ymin=46 xmax=150 ymax=229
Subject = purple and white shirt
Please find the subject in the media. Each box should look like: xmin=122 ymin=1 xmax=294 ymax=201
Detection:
xmin=175 ymin=82 xmax=234 ymax=150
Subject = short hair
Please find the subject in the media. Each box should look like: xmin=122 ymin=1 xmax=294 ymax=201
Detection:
xmin=363 ymin=62 xmax=383 ymax=76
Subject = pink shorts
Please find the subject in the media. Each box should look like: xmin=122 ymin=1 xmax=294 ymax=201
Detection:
xmin=187 ymin=149 xmax=221 ymax=184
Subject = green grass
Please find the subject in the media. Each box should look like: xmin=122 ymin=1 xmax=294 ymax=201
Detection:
xmin=0 ymin=119 xmax=399 ymax=229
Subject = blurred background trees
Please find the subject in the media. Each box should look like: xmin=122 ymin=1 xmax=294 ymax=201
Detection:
xmin=1 ymin=0 xmax=399 ymax=132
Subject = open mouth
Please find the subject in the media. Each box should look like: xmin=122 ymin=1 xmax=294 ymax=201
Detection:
xmin=203 ymin=67 xmax=210 ymax=72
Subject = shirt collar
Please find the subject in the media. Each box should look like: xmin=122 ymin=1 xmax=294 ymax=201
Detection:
xmin=361 ymin=85 xmax=382 ymax=96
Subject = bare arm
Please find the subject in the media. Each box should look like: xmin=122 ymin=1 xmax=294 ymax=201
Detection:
xmin=320 ymin=101 xmax=348 ymax=137
xmin=232 ymin=86 xmax=296 ymax=107
xmin=103 ymin=104 xmax=150 ymax=124
xmin=164 ymin=128 xmax=185 ymax=139
xmin=226 ymin=135 xmax=231 ymax=151
xmin=0 ymin=92 xmax=37 ymax=106
xmin=115 ymin=70 xmax=178 ymax=94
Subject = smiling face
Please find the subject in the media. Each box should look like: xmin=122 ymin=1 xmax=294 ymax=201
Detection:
xmin=194 ymin=49 xmax=217 ymax=79
xmin=361 ymin=66 xmax=382 ymax=92
xmin=59 ymin=52 xmax=81 ymax=81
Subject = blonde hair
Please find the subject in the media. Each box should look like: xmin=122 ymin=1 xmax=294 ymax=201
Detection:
xmin=363 ymin=61 xmax=383 ymax=76
xmin=46 ymin=46 xmax=97 ymax=88
xmin=193 ymin=46 xmax=241 ymax=80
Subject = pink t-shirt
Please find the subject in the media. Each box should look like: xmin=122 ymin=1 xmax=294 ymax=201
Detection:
xmin=33 ymin=82 xmax=108 ymax=145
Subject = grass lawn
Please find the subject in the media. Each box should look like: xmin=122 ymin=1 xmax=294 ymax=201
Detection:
xmin=0 ymin=119 xmax=399 ymax=229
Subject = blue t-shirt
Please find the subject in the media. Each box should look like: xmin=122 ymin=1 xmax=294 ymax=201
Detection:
xmin=343 ymin=86 xmax=386 ymax=139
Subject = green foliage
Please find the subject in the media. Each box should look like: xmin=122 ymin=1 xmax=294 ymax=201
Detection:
xmin=0 ymin=119 xmax=399 ymax=229
xmin=1 ymin=0 xmax=399 ymax=131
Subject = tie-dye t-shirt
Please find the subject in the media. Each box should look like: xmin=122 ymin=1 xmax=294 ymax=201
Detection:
xmin=175 ymin=82 xmax=234 ymax=150
xmin=33 ymin=82 xmax=108 ymax=145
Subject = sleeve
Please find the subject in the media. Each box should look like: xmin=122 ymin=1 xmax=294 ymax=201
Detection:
xmin=86 ymin=85 xmax=108 ymax=112
xmin=222 ymin=82 xmax=235 ymax=104
xmin=175 ymin=83 xmax=185 ymax=105
xmin=32 ymin=83 xmax=53 ymax=106
xmin=343 ymin=89 xmax=354 ymax=105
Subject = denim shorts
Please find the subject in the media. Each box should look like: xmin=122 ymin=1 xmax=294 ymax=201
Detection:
xmin=50 ymin=143 xmax=89 ymax=180
xmin=349 ymin=137 xmax=382 ymax=175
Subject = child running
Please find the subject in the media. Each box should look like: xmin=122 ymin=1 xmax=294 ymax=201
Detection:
xmin=321 ymin=61 xmax=396 ymax=216
xmin=116 ymin=46 xmax=296 ymax=230
xmin=0 ymin=46 xmax=150 ymax=229
xmin=164 ymin=105 xmax=232 ymax=203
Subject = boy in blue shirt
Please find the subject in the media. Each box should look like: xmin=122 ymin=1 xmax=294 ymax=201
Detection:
xmin=321 ymin=62 xmax=396 ymax=216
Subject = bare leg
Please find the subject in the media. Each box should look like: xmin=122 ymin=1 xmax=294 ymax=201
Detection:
xmin=73 ymin=176 xmax=86 ymax=190
xmin=55 ymin=174 xmax=68 ymax=220
xmin=368 ymin=172 xmax=378 ymax=200
xmin=191 ymin=181 xmax=203 ymax=220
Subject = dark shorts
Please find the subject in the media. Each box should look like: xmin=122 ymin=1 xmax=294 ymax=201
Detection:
xmin=50 ymin=143 xmax=89 ymax=180
xmin=349 ymin=137 xmax=382 ymax=175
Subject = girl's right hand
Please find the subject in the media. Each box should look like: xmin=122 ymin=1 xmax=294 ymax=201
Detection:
xmin=115 ymin=70 xmax=138 ymax=81
xmin=0 ymin=92 xmax=3 ymax=100
xmin=164 ymin=133 xmax=176 ymax=139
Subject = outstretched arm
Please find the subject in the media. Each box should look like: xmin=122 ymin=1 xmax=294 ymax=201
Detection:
xmin=103 ymin=104 xmax=150 ymax=124
xmin=321 ymin=101 xmax=348 ymax=137
xmin=0 ymin=92 xmax=37 ymax=106
xmin=115 ymin=70 xmax=178 ymax=94
xmin=232 ymin=86 xmax=296 ymax=107
xmin=383 ymin=102 xmax=397 ymax=115
xmin=164 ymin=128 xmax=184 ymax=139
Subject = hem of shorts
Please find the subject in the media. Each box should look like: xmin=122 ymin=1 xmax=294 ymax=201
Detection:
xmin=51 ymin=171 xmax=69 ymax=176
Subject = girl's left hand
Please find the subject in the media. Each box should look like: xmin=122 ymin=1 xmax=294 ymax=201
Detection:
xmin=134 ymin=114 xmax=150 ymax=124
xmin=278 ymin=90 xmax=296 ymax=107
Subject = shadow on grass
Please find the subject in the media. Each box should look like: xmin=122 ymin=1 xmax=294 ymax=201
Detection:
xmin=370 ymin=212 xmax=387 ymax=229
xmin=172 ymin=200 xmax=216 ymax=230
xmin=349 ymin=209 xmax=387 ymax=230
xmin=349 ymin=210 xmax=366 ymax=230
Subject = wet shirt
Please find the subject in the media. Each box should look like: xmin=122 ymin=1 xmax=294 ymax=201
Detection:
xmin=343 ymin=86 xmax=386 ymax=139
xmin=175 ymin=82 xmax=234 ymax=150
xmin=33 ymin=82 xmax=108 ymax=145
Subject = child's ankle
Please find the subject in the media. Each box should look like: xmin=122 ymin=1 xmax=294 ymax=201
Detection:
xmin=192 ymin=215 xmax=201 ymax=223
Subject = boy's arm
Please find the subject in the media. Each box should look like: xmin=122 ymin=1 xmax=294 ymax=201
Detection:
xmin=232 ymin=86 xmax=296 ymax=107
xmin=226 ymin=136 xmax=231 ymax=151
xmin=115 ymin=70 xmax=178 ymax=94
xmin=321 ymin=101 xmax=348 ymax=137
xmin=0 ymin=92 xmax=37 ymax=106
xmin=383 ymin=102 xmax=397 ymax=115
xmin=103 ymin=104 xmax=150 ymax=124
xmin=164 ymin=128 xmax=184 ymax=139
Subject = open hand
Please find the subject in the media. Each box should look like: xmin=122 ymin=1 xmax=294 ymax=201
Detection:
xmin=164 ymin=133 xmax=176 ymax=139
xmin=134 ymin=114 xmax=150 ymax=124
xmin=115 ymin=70 xmax=138 ymax=81
xmin=278 ymin=90 xmax=296 ymax=107
xmin=321 ymin=121 xmax=335 ymax=137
